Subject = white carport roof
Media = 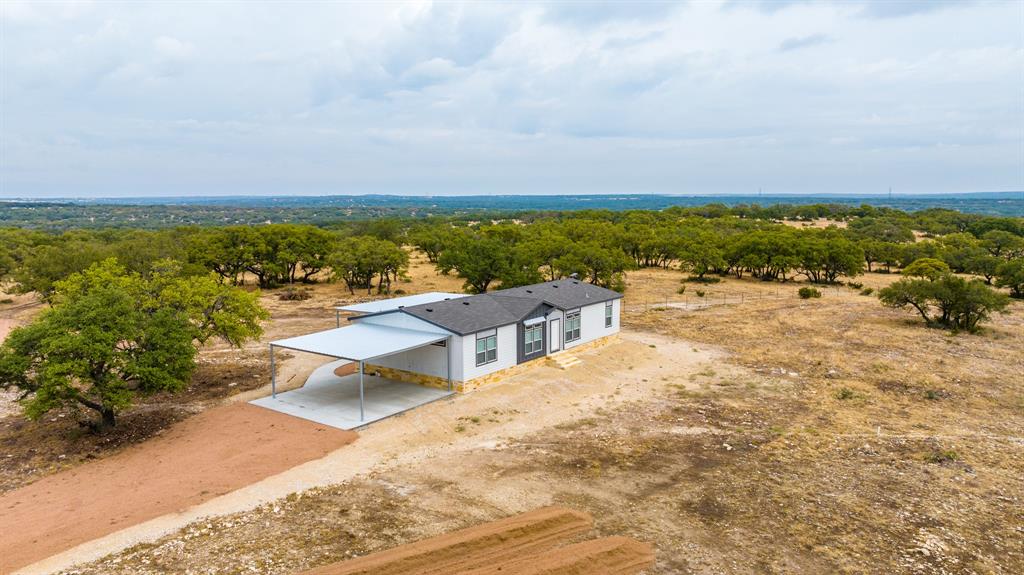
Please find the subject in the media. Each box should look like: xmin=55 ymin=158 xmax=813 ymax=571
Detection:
xmin=270 ymin=323 xmax=449 ymax=362
xmin=336 ymin=292 xmax=465 ymax=314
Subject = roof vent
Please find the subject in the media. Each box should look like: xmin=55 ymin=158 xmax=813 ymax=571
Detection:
xmin=444 ymin=298 xmax=450 ymax=300
xmin=462 ymin=301 xmax=470 ymax=305
xmin=572 ymin=280 xmax=579 ymax=284
xmin=525 ymin=289 xmax=533 ymax=293
xmin=552 ymin=285 xmax=559 ymax=288
xmin=398 ymin=305 xmax=404 ymax=308
xmin=425 ymin=308 xmax=433 ymax=312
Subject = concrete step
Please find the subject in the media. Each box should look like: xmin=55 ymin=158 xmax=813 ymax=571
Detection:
xmin=548 ymin=354 xmax=583 ymax=370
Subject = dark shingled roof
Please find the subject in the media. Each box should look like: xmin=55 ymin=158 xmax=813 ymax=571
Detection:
xmin=496 ymin=279 xmax=622 ymax=310
xmin=399 ymin=280 xmax=622 ymax=335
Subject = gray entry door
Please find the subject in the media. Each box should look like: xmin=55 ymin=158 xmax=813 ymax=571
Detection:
xmin=549 ymin=318 xmax=561 ymax=352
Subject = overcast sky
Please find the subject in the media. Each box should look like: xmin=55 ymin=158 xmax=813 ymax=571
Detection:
xmin=1 ymin=0 xmax=1022 ymax=198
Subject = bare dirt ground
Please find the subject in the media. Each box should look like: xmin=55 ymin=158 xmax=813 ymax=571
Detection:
xmin=780 ymin=218 xmax=849 ymax=229
xmin=0 ymin=403 xmax=355 ymax=573
xmin=55 ymin=265 xmax=1023 ymax=575
xmin=298 ymin=506 xmax=653 ymax=575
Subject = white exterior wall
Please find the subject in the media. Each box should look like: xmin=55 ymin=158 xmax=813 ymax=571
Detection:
xmin=351 ymin=311 xmax=458 ymax=380
xmin=564 ymin=298 xmax=620 ymax=350
xmin=368 ymin=342 xmax=451 ymax=379
xmin=460 ymin=324 xmax=518 ymax=381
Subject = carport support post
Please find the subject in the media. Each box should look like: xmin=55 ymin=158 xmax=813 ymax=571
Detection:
xmin=270 ymin=344 xmax=276 ymax=398
xmin=336 ymin=309 xmax=340 ymax=328
xmin=359 ymin=360 xmax=365 ymax=421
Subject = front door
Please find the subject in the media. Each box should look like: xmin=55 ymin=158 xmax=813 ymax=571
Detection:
xmin=549 ymin=318 xmax=561 ymax=352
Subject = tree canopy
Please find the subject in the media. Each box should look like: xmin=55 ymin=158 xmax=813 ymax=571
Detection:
xmin=879 ymin=259 xmax=1010 ymax=332
xmin=0 ymin=259 xmax=268 ymax=431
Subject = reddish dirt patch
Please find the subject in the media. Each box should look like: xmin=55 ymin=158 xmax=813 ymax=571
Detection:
xmin=0 ymin=351 xmax=272 ymax=494
xmin=0 ymin=403 xmax=356 ymax=573
xmin=333 ymin=362 xmax=357 ymax=377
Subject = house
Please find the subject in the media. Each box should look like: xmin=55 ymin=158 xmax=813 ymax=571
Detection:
xmin=257 ymin=280 xmax=622 ymax=429
xmin=345 ymin=279 xmax=623 ymax=391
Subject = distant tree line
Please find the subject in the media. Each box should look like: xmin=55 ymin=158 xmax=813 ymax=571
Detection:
xmin=1 ymin=206 xmax=1021 ymax=300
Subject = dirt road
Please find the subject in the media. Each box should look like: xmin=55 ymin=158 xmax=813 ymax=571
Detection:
xmin=0 ymin=403 xmax=355 ymax=573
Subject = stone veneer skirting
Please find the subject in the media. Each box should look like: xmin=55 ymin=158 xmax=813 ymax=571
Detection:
xmin=363 ymin=333 xmax=619 ymax=393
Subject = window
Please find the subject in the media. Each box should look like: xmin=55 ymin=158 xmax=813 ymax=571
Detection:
xmin=475 ymin=332 xmax=497 ymax=366
xmin=565 ymin=310 xmax=581 ymax=343
xmin=524 ymin=324 xmax=543 ymax=355
xmin=605 ymin=301 xmax=614 ymax=328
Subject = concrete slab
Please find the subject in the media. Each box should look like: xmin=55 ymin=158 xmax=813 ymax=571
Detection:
xmin=250 ymin=359 xmax=454 ymax=430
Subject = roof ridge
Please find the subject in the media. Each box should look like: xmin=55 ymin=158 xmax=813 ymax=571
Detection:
xmin=488 ymin=293 xmax=541 ymax=301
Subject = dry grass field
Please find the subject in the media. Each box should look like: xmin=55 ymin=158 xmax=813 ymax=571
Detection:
xmin=46 ymin=262 xmax=1022 ymax=575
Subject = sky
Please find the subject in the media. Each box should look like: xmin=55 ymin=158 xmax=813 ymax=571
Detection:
xmin=1 ymin=0 xmax=1022 ymax=198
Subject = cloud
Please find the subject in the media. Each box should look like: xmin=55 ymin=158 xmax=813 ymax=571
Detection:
xmin=857 ymin=1 xmax=974 ymax=19
xmin=721 ymin=1 xmax=810 ymax=14
xmin=542 ymin=1 xmax=682 ymax=26
xmin=778 ymin=34 xmax=832 ymax=52
xmin=153 ymin=36 xmax=195 ymax=60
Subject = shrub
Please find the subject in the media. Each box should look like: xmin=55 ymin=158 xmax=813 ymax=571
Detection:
xmin=859 ymin=287 xmax=875 ymax=296
xmin=848 ymin=282 xmax=864 ymax=289
xmin=685 ymin=276 xmax=721 ymax=284
xmin=278 ymin=286 xmax=312 ymax=301
xmin=798 ymin=286 xmax=822 ymax=299
xmin=924 ymin=450 xmax=959 ymax=464
xmin=695 ymin=290 xmax=706 ymax=298
xmin=0 ymin=298 xmax=13 ymax=304
xmin=676 ymin=286 xmax=687 ymax=294
xmin=834 ymin=387 xmax=855 ymax=400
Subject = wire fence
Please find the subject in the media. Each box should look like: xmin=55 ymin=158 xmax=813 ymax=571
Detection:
xmin=631 ymin=285 xmax=861 ymax=312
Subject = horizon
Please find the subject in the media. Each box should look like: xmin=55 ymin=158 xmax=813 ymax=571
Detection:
xmin=2 ymin=1 xmax=1023 ymax=198
xmin=4 ymin=190 xmax=1024 ymax=203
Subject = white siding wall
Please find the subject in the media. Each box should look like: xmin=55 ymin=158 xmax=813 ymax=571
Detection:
xmin=351 ymin=311 xmax=458 ymax=380
xmin=368 ymin=342 xmax=451 ymax=379
xmin=564 ymin=298 xmax=620 ymax=350
xmin=461 ymin=324 xmax=518 ymax=381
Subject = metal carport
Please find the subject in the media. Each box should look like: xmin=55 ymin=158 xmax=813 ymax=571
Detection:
xmin=265 ymin=323 xmax=452 ymax=423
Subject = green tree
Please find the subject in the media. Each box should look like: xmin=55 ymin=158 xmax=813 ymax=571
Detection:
xmin=879 ymin=266 xmax=1010 ymax=332
xmin=860 ymin=240 xmax=902 ymax=273
xmin=995 ymin=259 xmax=1024 ymax=298
xmin=677 ymin=229 xmax=725 ymax=279
xmin=555 ymin=242 xmax=632 ymax=290
xmin=188 ymin=227 xmax=258 ymax=285
xmin=798 ymin=231 xmax=864 ymax=283
xmin=328 ymin=236 xmax=408 ymax=294
xmin=902 ymin=258 xmax=951 ymax=281
xmin=408 ymin=224 xmax=451 ymax=263
xmin=0 ymin=260 xmax=267 ymax=431
xmin=10 ymin=240 xmax=112 ymax=301
xmin=436 ymin=232 xmax=510 ymax=293
xmin=980 ymin=230 xmax=1024 ymax=259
